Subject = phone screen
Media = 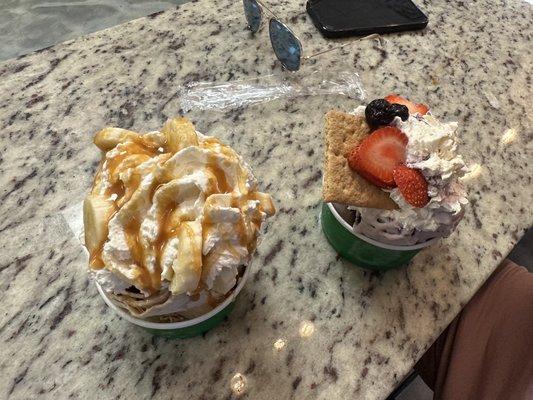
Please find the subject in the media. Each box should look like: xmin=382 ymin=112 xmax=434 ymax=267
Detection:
xmin=307 ymin=0 xmax=428 ymax=38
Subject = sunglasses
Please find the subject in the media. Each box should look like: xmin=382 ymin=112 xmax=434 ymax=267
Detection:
xmin=243 ymin=0 xmax=378 ymax=71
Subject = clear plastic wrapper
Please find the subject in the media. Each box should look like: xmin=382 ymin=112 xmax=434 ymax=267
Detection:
xmin=180 ymin=70 xmax=366 ymax=111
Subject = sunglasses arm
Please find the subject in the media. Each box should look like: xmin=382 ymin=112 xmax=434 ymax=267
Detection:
xmin=302 ymin=33 xmax=379 ymax=60
xmin=256 ymin=0 xmax=281 ymax=20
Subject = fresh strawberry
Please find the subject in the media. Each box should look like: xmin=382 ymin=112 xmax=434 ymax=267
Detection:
xmin=348 ymin=127 xmax=408 ymax=188
xmin=384 ymin=94 xmax=429 ymax=116
xmin=392 ymin=165 xmax=429 ymax=208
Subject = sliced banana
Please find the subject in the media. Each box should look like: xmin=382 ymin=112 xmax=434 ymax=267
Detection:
xmin=169 ymin=220 xmax=202 ymax=295
xmin=160 ymin=237 xmax=179 ymax=282
xmin=94 ymin=127 xmax=140 ymax=151
xmin=142 ymin=131 xmax=167 ymax=149
xmin=161 ymin=117 xmax=199 ymax=152
xmin=83 ymin=194 xmax=116 ymax=255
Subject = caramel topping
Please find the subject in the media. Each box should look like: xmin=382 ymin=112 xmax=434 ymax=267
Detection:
xmin=89 ymin=252 xmax=105 ymax=270
xmin=207 ymin=158 xmax=231 ymax=194
xmin=86 ymin=118 xmax=275 ymax=298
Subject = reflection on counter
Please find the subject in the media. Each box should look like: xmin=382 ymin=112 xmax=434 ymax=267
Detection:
xmin=230 ymin=372 xmax=247 ymax=396
xmin=500 ymin=127 xmax=518 ymax=145
xmin=274 ymin=338 xmax=287 ymax=351
xmin=299 ymin=320 xmax=315 ymax=338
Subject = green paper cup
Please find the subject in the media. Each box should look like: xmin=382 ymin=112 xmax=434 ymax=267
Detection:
xmin=321 ymin=202 xmax=437 ymax=271
xmin=96 ymin=265 xmax=250 ymax=339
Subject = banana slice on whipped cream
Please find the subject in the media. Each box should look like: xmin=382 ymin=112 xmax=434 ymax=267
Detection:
xmin=83 ymin=118 xmax=275 ymax=319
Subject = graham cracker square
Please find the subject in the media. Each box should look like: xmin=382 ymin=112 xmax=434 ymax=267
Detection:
xmin=323 ymin=110 xmax=397 ymax=210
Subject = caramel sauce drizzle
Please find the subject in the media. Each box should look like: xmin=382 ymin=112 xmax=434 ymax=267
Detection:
xmin=91 ymin=132 xmax=271 ymax=298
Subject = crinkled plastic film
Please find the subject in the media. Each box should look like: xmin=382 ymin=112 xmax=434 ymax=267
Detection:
xmin=180 ymin=70 xmax=366 ymax=111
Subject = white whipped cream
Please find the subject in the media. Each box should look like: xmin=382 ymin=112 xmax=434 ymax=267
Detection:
xmin=92 ymin=269 xmax=132 ymax=295
xmin=353 ymin=105 xmax=366 ymax=117
xmin=350 ymin=107 xmax=468 ymax=245
xmin=86 ymin=120 xmax=275 ymax=319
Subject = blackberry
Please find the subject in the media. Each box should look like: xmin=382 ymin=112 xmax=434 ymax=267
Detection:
xmin=365 ymin=99 xmax=394 ymax=127
xmin=389 ymin=103 xmax=409 ymax=121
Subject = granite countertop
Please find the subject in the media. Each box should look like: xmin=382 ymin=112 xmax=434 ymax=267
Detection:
xmin=0 ymin=0 xmax=531 ymax=398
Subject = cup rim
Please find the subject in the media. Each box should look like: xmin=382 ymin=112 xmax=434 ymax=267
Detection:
xmin=96 ymin=264 xmax=251 ymax=330
xmin=326 ymin=202 xmax=438 ymax=251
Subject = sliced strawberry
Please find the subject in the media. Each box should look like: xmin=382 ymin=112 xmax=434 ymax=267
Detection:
xmin=348 ymin=127 xmax=408 ymax=188
xmin=392 ymin=165 xmax=429 ymax=208
xmin=385 ymin=94 xmax=429 ymax=116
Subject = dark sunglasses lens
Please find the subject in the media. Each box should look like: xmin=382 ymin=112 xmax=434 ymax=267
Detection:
xmin=269 ymin=19 xmax=302 ymax=71
xmin=243 ymin=0 xmax=261 ymax=33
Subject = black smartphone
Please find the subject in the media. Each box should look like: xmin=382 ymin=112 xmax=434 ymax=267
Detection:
xmin=306 ymin=0 xmax=428 ymax=38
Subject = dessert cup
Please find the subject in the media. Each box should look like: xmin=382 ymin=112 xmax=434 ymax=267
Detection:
xmin=321 ymin=202 xmax=437 ymax=271
xmin=83 ymin=118 xmax=275 ymax=339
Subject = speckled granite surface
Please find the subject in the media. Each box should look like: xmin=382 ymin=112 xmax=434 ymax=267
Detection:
xmin=0 ymin=0 xmax=531 ymax=399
